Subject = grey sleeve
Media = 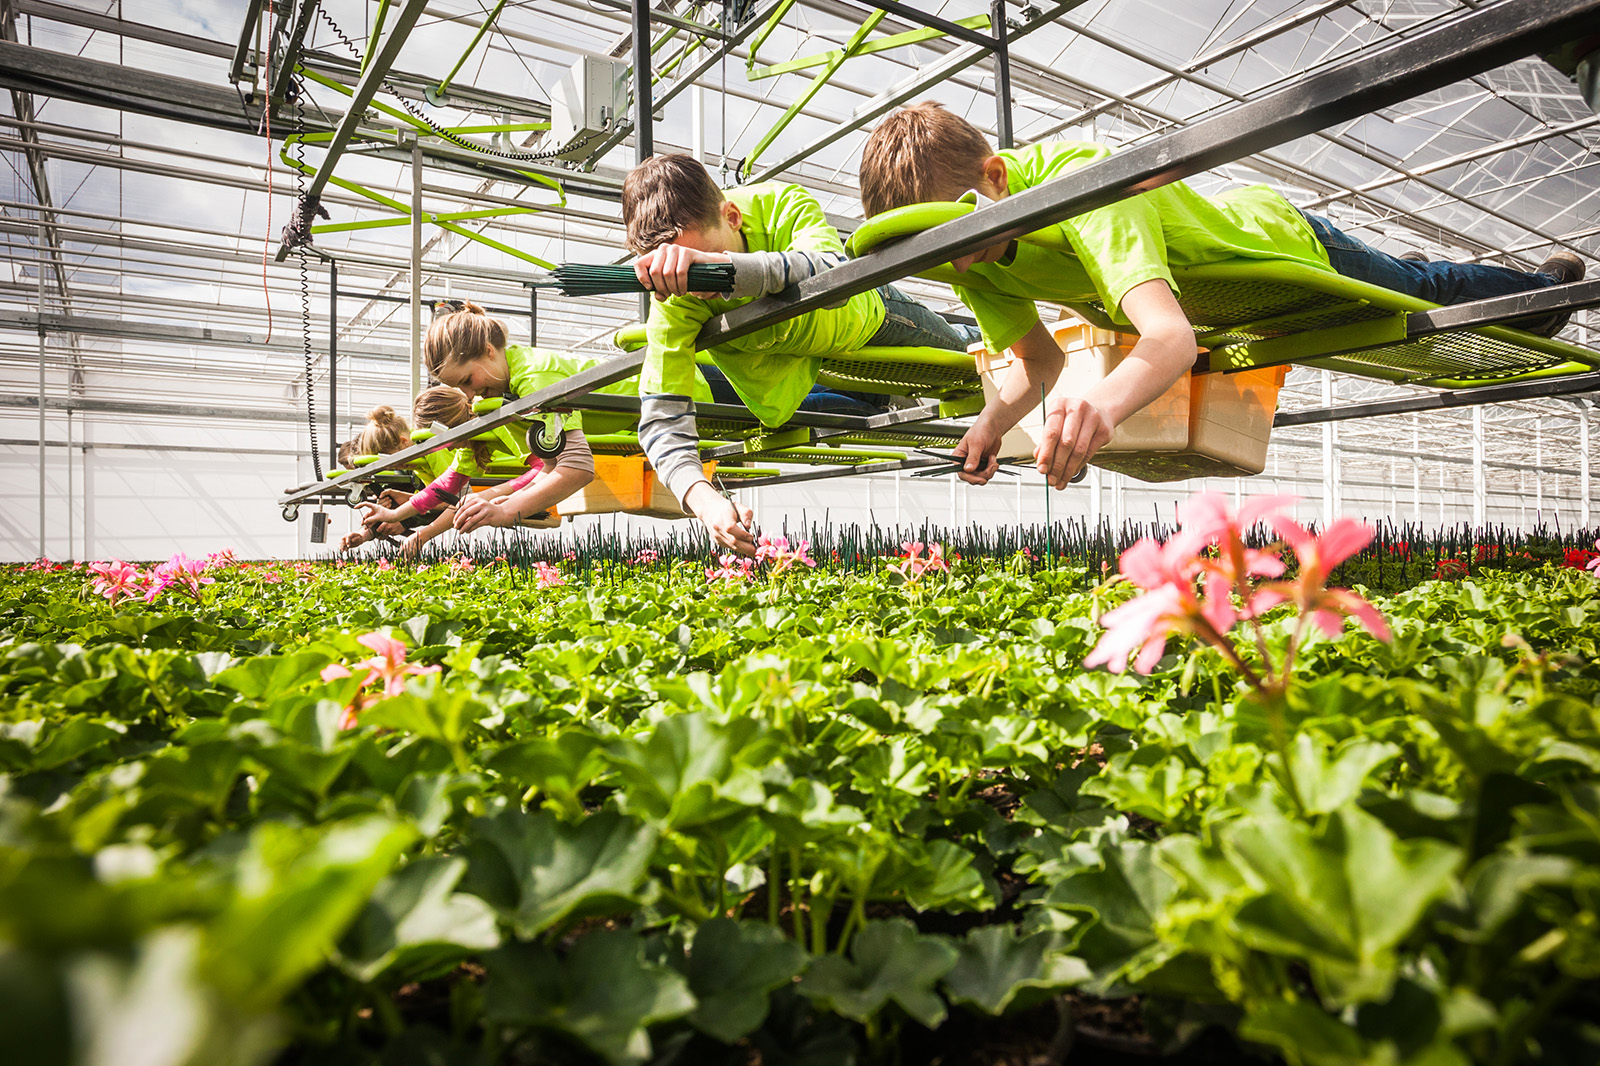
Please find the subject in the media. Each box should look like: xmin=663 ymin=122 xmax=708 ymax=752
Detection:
xmin=727 ymin=249 xmax=851 ymax=300
xmin=553 ymin=427 xmax=595 ymax=479
xmin=638 ymin=395 xmax=710 ymax=505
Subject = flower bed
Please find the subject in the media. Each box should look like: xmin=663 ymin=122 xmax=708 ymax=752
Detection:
xmin=2 ymin=515 xmax=1598 ymax=1066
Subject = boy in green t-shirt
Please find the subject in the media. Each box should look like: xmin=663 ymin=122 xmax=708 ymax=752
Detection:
xmin=858 ymin=102 xmax=1583 ymax=491
xmin=625 ymin=154 xmax=976 ymax=556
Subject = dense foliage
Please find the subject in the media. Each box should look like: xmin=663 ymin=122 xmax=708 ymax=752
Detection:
xmin=2 ymin=532 xmax=1598 ymax=1066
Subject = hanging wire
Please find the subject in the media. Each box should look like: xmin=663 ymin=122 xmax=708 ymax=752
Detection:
xmin=288 ymin=36 xmax=321 ymax=480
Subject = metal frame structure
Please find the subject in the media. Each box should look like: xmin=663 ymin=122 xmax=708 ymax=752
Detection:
xmin=2 ymin=0 xmax=1598 ymax=557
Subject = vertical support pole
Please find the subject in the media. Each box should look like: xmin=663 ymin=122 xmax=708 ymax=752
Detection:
xmin=410 ymin=138 xmax=423 ymax=399
xmin=691 ymin=84 xmax=705 ymax=162
xmin=1580 ymin=403 xmax=1592 ymax=530
xmin=66 ymin=408 xmax=73 ymax=563
xmin=329 ymin=258 xmax=338 ymax=471
xmin=37 ymin=232 xmax=46 ymax=559
xmin=634 ymin=0 xmax=653 ymax=322
xmin=1088 ymin=465 xmax=1102 ymax=529
xmin=990 ymin=0 xmax=1013 ymax=150
xmin=1534 ymin=417 xmax=1544 ymax=528
xmin=1472 ymin=405 xmax=1486 ymax=529
xmin=529 ymin=285 xmax=538 ymax=346
xmin=1411 ymin=416 xmax=1420 ymax=524
xmin=1320 ymin=370 xmax=1335 ymax=521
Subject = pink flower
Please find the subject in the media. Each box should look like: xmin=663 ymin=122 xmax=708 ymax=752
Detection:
xmin=889 ymin=541 xmax=948 ymax=582
xmin=355 ymin=631 xmax=440 ymax=697
xmin=1084 ymin=584 xmax=1190 ymax=674
xmin=632 ymin=549 xmax=660 ymax=566
xmin=320 ymin=662 xmax=379 ymax=730
xmin=756 ymin=536 xmax=817 ymax=576
xmin=534 ymin=560 xmax=565 ymax=588
xmin=205 ymin=549 xmax=237 ymax=568
xmin=1588 ymin=538 xmax=1600 ymax=575
xmin=705 ymin=553 xmax=755 ymax=584
xmin=449 ymin=554 xmax=476 ymax=575
xmin=563 ymin=550 xmax=577 ymax=562
xmin=376 ymin=558 xmax=395 ymax=572
xmin=88 ymin=560 xmax=144 ymax=607
xmin=1262 ymin=515 xmax=1389 ymax=641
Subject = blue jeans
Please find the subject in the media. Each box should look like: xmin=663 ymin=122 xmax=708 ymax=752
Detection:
xmin=868 ymin=284 xmax=984 ymax=349
xmin=1299 ymin=211 xmax=1558 ymax=304
xmin=699 ymin=363 xmax=884 ymax=416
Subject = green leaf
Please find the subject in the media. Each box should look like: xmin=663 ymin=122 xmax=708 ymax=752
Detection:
xmin=28 ymin=716 xmax=124 ymax=770
xmin=1272 ymin=735 xmax=1400 ymax=816
xmin=488 ymin=732 xmax=604 ymax=818
xmin=799 ymin=918 xmax=958 ymax=1028
xmin=204 ymin=815 xmax=418 ymax=1009
xmin=341 ymin=856 xmax=500 ymax=982
xmin=942 ymin=926 xmax=1090 ymax=1014
xmin=460 ymin=809 xmax=657 ymax=938
xmin=1223 ymin=805 xmax=1462 ymax=1006
xmin=214 ymin=650 xmax=333 ymax=701
xmin=483 ymin=930 xmax=696 ymax=1066
xmin=605 ymin=711 xmax=772 ymax=830
xmin=681 ymin=918 xmax=807 ymax=1043
xmin=1239 ymin=1000 xmax=1368 ymax=1066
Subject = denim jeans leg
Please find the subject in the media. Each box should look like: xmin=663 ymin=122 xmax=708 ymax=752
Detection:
xmin=695 ymin=363 xmax=745 ymax=406
xmin=1299 ymin=210 xmax=1556 ymax=305
xmin=868 ymin=284 xmax=983 ymax=349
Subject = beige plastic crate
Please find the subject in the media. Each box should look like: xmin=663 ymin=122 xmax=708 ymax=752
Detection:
xmin=974 ymin=320 xmax=1284 ymax=483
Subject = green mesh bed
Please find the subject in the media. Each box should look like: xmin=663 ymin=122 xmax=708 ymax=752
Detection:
xmin=849 ymin=200 xmax=1599 ymax=390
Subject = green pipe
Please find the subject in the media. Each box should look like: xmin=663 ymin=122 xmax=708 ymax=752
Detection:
xmin=362 ymin=0 xmax=392 ymax=77
xmin=432 ymin=0 xmax=509 ymax=100
xmin=744 ymin=10 xmax=885 ymax=177
xmin=750 ymin=14 xmax=989 ymax=80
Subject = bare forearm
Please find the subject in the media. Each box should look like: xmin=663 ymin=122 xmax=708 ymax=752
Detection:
xmin=499 ymin=465 xmax=592 ymax=519
xmin=1080 ymin=332 xmax=1196 ymax=426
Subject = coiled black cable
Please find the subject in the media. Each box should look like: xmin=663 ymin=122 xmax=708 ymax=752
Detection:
xmin=292 ymin=78 xmax=322 ymax=479
xmin=314 ymin=7 xmax=596 ymax=163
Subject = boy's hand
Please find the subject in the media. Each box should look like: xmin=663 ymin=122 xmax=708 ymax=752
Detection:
xmin=377 ymin=488 xmax=412 ymax=508
xmin=953 ymin=419 xmax=1002 ymax=486
xmin=633 ymin=244 xmax=732 ymax=301
xmin=1037 ymin=396 xmax=1113 ymax=488
xmin=686 ymin=482 xmax=757 ymax=557
xmin=454 ymin=495 xmax=517 ymax=533
xmin=339 ymin=529 xmax=371 ymax=551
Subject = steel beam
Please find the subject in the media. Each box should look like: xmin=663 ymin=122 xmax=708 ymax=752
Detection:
xmin=229 ymin=0 xmax=269 ymax=84
xmin=269 ymin=0 xmax=320 ymax=106
xmin=1404 ymin=279 xmax=1600 ymax=336
xmin=0 ymin=393 xmax=368 ymax=427
xmin=0 ymin=311 xmax=409 ymax=360
xmin=1274 ymin=373 xmax=1600 ymax=427
xmin=702 ymin=0 xmax=1600 ymax=350
xmin=275 ymin=0 xmax=430 ymax=261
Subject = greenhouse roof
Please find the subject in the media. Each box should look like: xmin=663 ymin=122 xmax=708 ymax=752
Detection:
xmin=2 ymin=0 xmax=1597 ymax=485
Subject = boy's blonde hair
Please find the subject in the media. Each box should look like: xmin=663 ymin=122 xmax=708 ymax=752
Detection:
xmin=347 ymin=405 xmax=411 ymax=459
xmin=424 ymin=301 xmax=508 ymax=382
xmin=413 ymin=386 xmax=492 ymax=470
xmin=860 ymin=102 xmax=993 ymax=218
xmin=622 ymin=153 xmax=726 ymax=254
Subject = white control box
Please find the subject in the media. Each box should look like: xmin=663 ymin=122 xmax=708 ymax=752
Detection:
xmin=548 ymin=55 xmax=629 ymax=158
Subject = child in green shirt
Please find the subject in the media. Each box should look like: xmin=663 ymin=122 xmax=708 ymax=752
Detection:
xmin=624 ymin=154 xmax=976 ymax=556
xmin=858 ymin=102 xmax=1582 ymax=491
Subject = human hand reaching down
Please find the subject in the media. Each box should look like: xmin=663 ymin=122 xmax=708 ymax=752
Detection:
xmin=685 ymin=482 xmax=757 ymax=557
xmin=454 ymin=494 xmax=518 ymax=533
xmin=1036 ymin=395 xmax=1113 ymax=489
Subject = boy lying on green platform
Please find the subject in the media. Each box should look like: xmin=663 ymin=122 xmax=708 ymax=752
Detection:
xmin=858 ymin=102 xmax=1585 ymax=491
xmin=624 ymin=154 xmax=978 ymax=556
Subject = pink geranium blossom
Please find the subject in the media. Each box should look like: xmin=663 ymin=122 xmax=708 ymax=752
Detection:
xmin=755 ymin=536 xmax=818 ymax=576
xmin=1589 ymin=538 xmax=1600 ymax=575
xmin=1085 ymin=493 xmax=1390 ymax=685
xmin=889 ymin=541 xmax=949 ymax=582
xmin=632 ymin=548 xmax=660 ymax=566
xmin=144 ymin=552 xmax=214 ymax=604
xmin=88 ymin=560 xmax=145 ymax=607
xmin=322 ymin=632 xmax=440 ymax=729
xmin=533 ymin=560 xmax=565 ymax=588
xmin=706 ymin=553 xmax=756 ymax=584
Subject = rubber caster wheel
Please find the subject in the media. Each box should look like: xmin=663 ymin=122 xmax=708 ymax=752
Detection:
xmin=528 ymin=417 xmax=566 ymax=460
xmin=282 ymin=505 xmax=300 ymax=522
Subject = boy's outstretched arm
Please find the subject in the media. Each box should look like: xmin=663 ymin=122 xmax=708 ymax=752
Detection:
xmin=454 ymin=431 xmax=595 ymax=532
xmin=1036 ymin=279 xmax=1195 ymax=487
xmin=955 ymin=321 xmax=1065 ymax=486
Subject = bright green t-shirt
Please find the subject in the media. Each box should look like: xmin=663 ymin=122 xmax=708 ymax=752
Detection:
xmin=506 ymin=343 xmax=710 ymax=437
xmin=640 ymin=182 xmax=885 ymax=427
xmin=957 ymin=142 xmax=1331 ymax=351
